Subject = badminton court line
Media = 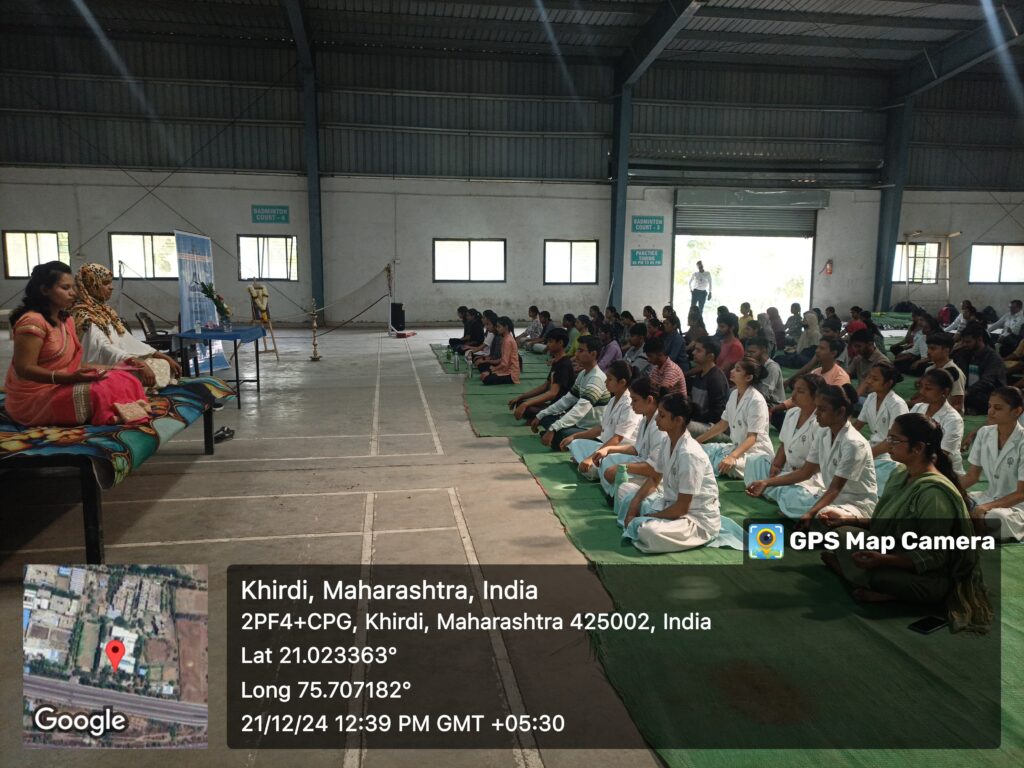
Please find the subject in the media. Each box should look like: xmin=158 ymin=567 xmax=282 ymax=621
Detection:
xmin=448 ymin=487 xmax=545 ymax=768
xmin=405 ymin=338 xmax=444 ymax=455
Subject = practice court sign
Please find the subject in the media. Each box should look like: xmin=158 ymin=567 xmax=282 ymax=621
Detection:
xmin=631 ymin=249 xmax=663 ymax=266
xmin=631 ymin=215 xmax=664 ymax=233
xmin=251 ymin=205 xmax=289 ymax=224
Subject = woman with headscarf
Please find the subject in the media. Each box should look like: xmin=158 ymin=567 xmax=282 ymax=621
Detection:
xmin=766 ymin=306 xmax=787 ymax=349
xmin=71 ymin=263 xmax=182 ymax=389
xmin=774 ymin=311 xmax=821 ymax=368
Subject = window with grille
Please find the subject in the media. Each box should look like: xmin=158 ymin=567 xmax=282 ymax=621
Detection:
xmin=3 ymin=231 xmax=70 ymax=278
xmin=238 ymin=235 xmax=298 ymax=281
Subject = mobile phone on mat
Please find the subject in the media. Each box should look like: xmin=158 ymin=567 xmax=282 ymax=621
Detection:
xmin=908 ymin=616 xmax=947 ymax=634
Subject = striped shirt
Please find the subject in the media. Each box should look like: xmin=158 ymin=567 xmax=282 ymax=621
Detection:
xmin=649 ymin=358 xmax=687 ymax=397
xmin=537 ymin=366 xmax=611 ymax=432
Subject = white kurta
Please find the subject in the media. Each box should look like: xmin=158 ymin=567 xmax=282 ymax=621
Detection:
xmin=911 ymin=401 xmax=964 ymax=474
xmin=804 ymin=422 xmax=878 ymax=518
xmin=625 ymin=432 xmax=720 ymax=553
xmin=860 ymin=390 xmax=909 ymax=459
xmin=634 ymin=415 xmax=668 ymax=467
xmin=778 ymin=407 xmax=824 ymax=472
xmin=598 ymin=391 xmax=642 ymax=444
xmin=967 ymin=424 xmax=1024 ymax=541
xmin=80 ymin=324 xmax=158 ymax=366
xmin=722 ymin=387 xmax=774 ymax=459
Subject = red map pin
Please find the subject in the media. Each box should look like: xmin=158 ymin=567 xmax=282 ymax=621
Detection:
xmin=105 ymin=640 xmax=125 ymax=672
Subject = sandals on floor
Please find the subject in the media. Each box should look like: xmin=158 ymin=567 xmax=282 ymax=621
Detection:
xmin=213 ymin=426 xmax=235 ymax=443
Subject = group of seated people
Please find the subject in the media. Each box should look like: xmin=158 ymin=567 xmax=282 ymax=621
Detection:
xmin=2 ymin=260 xmax=207 ymax=427
xmin=445 ymin=296 xmax=1024 ymax=633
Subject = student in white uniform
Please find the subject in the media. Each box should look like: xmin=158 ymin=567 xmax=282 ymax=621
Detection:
xmin=852 ymin=363 xmax=909 ymax=493
xmin=618 ymin=394 xmax=721 ymax=553
xmin=566 ymin=360 xmax=641 ymax=480
xmin=746 ymin=384 xmax=877 ymax=522
xmin=597 ymin=376 xmax=668 ymax=498
xmin=695 ymin=358 xmax=774 ymax=478
xmin=960 ymin=385 xmax=1024 ymax=541
xmin=910 ymin=368 xmax=964 ymax=475
xmin=745 ymin=373 xmax=826 ymax=510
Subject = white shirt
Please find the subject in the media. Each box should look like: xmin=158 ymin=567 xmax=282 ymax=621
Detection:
xmin=910 ymin=330 xmax=928 ymax=359
xmin=988 ymin=310 xmax=1024 ymax=338
xmin=689 ymin=270 xmax=712 ymax=292
xmin=470 ymin=331 xmax=495 ymax=358
xmin=911 ymin=401 xmax=964 ymax=474
xmin=779 ymin=407 xmax=824 ymax=473
xmin=599 ymin=391 xmax=642 ymax=444
xmin=80 ymin=324 xmax=158 ymax=366
xmin=634 ymin=415 xmax=668 ymax=467
xmin=722 ymin=387 xmax=774 ymax=459
xmin=943 ymin=314 xmax=967 ymax=334
xmin=969 ymin=424 xmax=1024 ymax=505
xmin=806 ymin=422 xmax=878 ymax=516
xmin=860 ymin=390 xmax=909 ymax=457
xmin=650 ymin=432 xmax=721 ymax=537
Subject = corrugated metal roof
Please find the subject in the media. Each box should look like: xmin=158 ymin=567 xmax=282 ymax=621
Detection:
xmin=0 ymin=1 xmax=1020 ymax=190
xmin=4 ymin=0 xmax=989 ymax=66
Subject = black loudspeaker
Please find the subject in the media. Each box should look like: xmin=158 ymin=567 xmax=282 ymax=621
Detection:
xmin=390 ymin=302 xmax=405 ymax=331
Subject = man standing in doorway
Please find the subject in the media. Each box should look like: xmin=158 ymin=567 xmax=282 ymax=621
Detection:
xmin=689 ymin=260 xmax=712 ymax=314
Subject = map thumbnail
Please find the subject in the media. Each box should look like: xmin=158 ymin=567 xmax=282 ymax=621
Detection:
xmin=23 ymin=564 xmax=208 ymax=748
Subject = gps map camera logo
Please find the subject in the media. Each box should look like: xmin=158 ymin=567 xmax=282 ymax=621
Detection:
xmin=749 ymin=524 xmax=784 ymax=559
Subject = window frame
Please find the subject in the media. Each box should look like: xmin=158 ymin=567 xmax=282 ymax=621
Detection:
xmin=2 ymin=230 xmax=71 ymax=279
xmin=431 ymin=238 xmax=508 ymax=283
xmin=968 ymin=243 xmax=1024 ymax=285
xmin=236 ymin=233 xmax=299 ymax=282
xmin=542 ymin=239 xmax=600 ymax=286
xmin=891 ymin=241 xmax=940 ymax=285
xmin=108 ymin=232 xmax=179 ymax=280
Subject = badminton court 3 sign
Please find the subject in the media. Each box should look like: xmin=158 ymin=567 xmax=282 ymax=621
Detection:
xmin=631 ymin=215 xmax=664 ymax=233
xmin=251 ymin=205 xmax=289 ymax=224
xmin=631 ymin=249 xmax=663 ymax=266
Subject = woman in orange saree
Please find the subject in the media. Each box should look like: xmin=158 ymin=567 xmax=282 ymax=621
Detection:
xmin=4 ymin=261 xmax=147 ymax=426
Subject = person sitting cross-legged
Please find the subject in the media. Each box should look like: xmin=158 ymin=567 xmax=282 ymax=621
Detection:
xmin=617 ymin=394 xmax=722 ymax=554
xmin=480 ymin=317 xmax=522 ymax=385
xmin=819 ymin=412 xmax=992 ymax=633
xmin=509 ymin=328 xmax=572 ymax=421
xmin=564 ymin=360 xmax=642 ymax=480
xmin=533 ymin=335 xmax=610 ymax=451
xmin=598 ymin=376 xmax=669 ymax=500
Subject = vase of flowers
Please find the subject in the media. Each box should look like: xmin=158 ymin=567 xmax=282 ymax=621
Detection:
xmin=199 ymin=281 xmax=233 ymax=331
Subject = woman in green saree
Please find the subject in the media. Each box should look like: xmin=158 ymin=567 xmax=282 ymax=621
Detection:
xmin=817 ymin=412 xmax=992 ymax=633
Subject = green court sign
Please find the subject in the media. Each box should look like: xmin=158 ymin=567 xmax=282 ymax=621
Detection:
xmin=252 ymin=205 xmax=290 ymax=224
xmin=630 ymin=249 xmax=663 ymax=266
xmin=631 ymin=215 xmax=664 ymax=233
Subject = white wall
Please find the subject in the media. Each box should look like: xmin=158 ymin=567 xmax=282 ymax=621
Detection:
xmin=0 ymin=167 xmax=312 ymax=327
xmin=320 ymin=177 xmax=612 ymax=323
xmin=2 ymin=166 xmax=1022 ymax=326
xmin=890 ymin=191 xmax=1024 ymax=312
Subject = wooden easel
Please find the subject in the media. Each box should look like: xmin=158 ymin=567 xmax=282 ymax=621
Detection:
xmin=248 ymin=282 xmax=280 ymax=361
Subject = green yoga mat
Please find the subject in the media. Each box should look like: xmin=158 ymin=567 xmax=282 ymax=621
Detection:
xmin=459 ymin=372 xmax=1022 ymax=767
xmin=594 ymin=547 xmax=1015 ymax=765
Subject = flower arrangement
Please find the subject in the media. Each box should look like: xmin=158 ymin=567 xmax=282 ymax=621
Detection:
xmin=199 ymin=281 xmax=232 ymax=319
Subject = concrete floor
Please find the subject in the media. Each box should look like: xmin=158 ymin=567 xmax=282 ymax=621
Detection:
xmin=0 ymin=328 xmax=660 ymax=768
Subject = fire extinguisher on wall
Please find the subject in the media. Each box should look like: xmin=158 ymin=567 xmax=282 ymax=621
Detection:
xmin=823 ymin=259 xmax=833 ymax=276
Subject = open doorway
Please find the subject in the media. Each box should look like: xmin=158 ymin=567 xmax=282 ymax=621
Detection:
xmin=673 ymin=235 xmax=813 ymax=319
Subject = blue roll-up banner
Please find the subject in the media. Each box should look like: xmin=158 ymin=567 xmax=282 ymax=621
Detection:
xmin=175 ymin=230 xmax=228 ymax=371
